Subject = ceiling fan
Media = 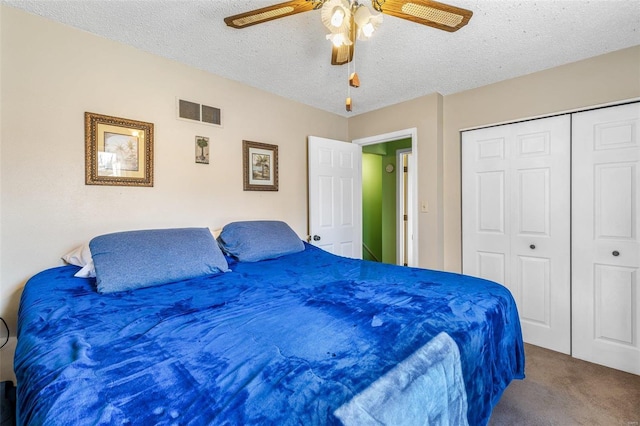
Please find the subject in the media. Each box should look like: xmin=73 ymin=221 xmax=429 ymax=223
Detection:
xmin=224 ymin=0 xmax=473 ymax=66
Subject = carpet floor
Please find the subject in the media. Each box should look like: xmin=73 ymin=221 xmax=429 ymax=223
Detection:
xmin=489 ymin=344 xmax=640 ymax=425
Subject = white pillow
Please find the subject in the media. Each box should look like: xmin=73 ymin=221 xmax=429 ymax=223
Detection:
xmin=209 ymin=227 xmax=222 ymax=239
xmin=74 ymin=260 xmax=96 ymax=278
xmin=61 ymin=243 xmax=96 ymax=278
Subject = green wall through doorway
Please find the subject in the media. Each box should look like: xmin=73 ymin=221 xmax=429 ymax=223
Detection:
xmin=362 ymin=138 xmax=412 ymax=264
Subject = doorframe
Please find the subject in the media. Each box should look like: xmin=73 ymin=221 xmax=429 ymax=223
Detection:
xmin=396 ymin=148 xmax=412 ymax=266
xmin=353 ymin=128 xmax=419 ymax=266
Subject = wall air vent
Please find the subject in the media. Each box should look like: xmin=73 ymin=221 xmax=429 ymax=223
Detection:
xmin=177 ymin=98 xmax=222 ymax=127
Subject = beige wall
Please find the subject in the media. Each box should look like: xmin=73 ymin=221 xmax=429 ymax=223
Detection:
xmin=349 ymin=94 xmax=445 ymax=270
xmin=442 ymin=45 xmax=640 ymax=272
xmin=0 ymin=6 xmax=348 ymax=380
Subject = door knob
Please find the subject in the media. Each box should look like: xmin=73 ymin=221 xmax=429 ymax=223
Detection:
xmin=313 ymin=235 xmax=321 ymax=241
xmin=612 ymin=250 xmax=620 ymax=257
xmin=529 ymin=244 xmax=536 ymax=250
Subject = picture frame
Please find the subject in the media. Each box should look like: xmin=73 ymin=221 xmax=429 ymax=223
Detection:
xmin=243 ymin=140 xmax=278 ymax=191
xmin=85 ymin=112 xmax=154 ymax=187
xmin=195 ymin=136 xmax=210 ymax=164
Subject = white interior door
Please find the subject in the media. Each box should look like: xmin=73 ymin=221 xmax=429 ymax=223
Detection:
xmin=462 ymin=115 xmax=571 ymax=354
xmin=572 ymin=102 xmax=640 ymax=375
xmin=308 ymin=136 xmax=362 ymax=258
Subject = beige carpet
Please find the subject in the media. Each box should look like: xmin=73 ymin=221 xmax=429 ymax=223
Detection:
xmin=489 ymin=344 xmax=640 ymax=425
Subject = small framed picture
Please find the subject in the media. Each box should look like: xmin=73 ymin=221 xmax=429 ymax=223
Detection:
xmin=85 ymin=112 xmax=154 ymax=187
xmin=195 ymin=136 xmax=209 ymax=164
xmin=242 ymin=140 xmax=278 ymax=191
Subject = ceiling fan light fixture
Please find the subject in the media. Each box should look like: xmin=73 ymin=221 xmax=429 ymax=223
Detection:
xmin=224 ymin=0 xmax=474 ymax=109
xmin=331 ymin=7 xmax=346 ymax=27
xmin=321 ymin=0 xmax=351 ymax=32
xmin=354 ymin=5 xmax=382 ymax=39
xmin=361 ymin=22 xmax=374 ymax=37
xmin=326 ymin=31 xmax=352 ymax=47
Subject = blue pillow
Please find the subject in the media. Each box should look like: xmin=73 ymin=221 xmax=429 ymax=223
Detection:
xmin=217 ymin=221 xmax=305 ymax=262
xmin=90 ymin=228 xmax=229 ymax=294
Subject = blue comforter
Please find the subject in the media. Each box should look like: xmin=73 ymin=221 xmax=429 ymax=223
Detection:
xmin=15 ymin=244 xmax=524 ymax=425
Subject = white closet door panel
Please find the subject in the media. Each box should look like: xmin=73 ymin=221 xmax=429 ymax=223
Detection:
xmin=517 ymin=168 xmax=549 ymax=236
xmin=572 ymin=102 xmax=640 ymax=375
xmin=595 ymin=163 xmax=635 ymax=239
xmin=510 ymin=116 xmax=571 ymax=354
xmin=594 ymin=265 xmax=635 ymax=344
xmin=462 ymin=132 xmax=510 ymax=288
xmin=518 ymin=255 xmax=550 ymax=324
xmin=477 ymin=251 xmax=506 ymax=285
xmin=463 ymin=115 xmax=570 ymax=354
xmin=477 ymin=171 xmax=506 ymax=233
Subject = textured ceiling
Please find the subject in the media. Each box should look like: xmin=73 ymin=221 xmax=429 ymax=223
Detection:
xmin=4 ymin=0 xmax=640 ymax=116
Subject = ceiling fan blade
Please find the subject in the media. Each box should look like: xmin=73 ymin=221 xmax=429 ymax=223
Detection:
xmin=372 ymin=0 xmax=472 ymax=32
xmin=224 ymin=0 xmax=320 ymax=29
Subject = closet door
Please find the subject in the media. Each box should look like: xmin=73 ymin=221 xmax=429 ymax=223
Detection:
xmin=572 ymin=102 xmax=640 ymax=375
xmin=462 ymin=115 xmax=571 ymax=354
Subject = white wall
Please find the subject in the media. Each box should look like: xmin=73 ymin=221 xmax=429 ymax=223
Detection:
xmin=0 ymin=6 xmax=348 ymax=381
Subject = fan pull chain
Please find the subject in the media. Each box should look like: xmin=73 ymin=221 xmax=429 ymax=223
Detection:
xmin=346 ymin=51 xmax=352 ymax=112
xmin=346 ymin=44 xmax=359 ymax=112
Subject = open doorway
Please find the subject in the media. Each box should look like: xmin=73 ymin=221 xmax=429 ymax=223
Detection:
xmin=354 ymin=128 xmax=418 ymax=266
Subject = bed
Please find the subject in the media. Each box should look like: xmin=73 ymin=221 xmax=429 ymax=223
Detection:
xmin=14 ymin=222 xmax=524 ymax=425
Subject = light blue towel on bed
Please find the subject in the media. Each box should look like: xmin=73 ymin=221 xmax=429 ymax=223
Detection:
xmin=334 ymin=332 xmax=469 ymax=426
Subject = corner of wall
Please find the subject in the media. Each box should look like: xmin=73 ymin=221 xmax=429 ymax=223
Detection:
xmin=435 ymin=94 xmax=445 ymax=270
xmin=0 ymin=4 xmax=10 ymax=384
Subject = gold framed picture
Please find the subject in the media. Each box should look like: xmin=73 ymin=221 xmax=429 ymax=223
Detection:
xmin=85 ymin=112 xmax=154 ymax=187
xmin=243 ymin=140 xmax=278 ymax=191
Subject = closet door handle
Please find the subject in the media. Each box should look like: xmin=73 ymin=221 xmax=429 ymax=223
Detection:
xmin=529 ymin=244 xmax=536 ymax=250
xmin=612 ymin=250 xmax=620 ymax=257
